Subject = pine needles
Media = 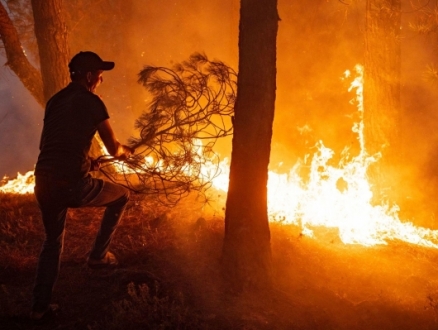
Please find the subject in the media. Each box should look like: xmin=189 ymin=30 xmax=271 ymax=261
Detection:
xmin=100 ymin=53 xmax=236 ymax=206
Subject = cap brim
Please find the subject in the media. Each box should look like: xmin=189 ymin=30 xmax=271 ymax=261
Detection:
xmin=101 ymin=61 xmax=115 ymax=70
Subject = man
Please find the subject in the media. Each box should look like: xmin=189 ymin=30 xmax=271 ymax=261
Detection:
xmin=30 ymin=51 xmax=133 ymax=322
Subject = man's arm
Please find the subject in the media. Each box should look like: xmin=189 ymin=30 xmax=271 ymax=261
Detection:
xmin=97 ymin=119 xmax=132 ymax=158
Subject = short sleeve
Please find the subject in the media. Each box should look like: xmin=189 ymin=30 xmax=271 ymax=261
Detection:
xmin=87 ymin=94 xmax=110 ymax=125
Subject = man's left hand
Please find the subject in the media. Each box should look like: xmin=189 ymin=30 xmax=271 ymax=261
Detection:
xmin=90 ymin=158 xmax=101 ymax=171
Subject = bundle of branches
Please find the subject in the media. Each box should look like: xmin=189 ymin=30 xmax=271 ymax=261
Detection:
xmin=100 ymin=53 xmax=236 ymax=205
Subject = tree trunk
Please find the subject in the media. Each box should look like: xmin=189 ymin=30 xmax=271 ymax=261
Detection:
xmin=222 ymin=0 xmax=278 ymax=292
xmin=0 ymin=2 xmax=44 ymax=106
xmin=31 ymin=0 xmax=70 ymax=102
xmin=364 ymin=0 xmax=401 ymax=200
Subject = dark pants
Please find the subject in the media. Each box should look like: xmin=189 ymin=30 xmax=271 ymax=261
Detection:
xmin=32 ymin=174 xmax=130 ymax=313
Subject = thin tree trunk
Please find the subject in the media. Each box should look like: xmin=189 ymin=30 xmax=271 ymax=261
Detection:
xmin=222 ymin=0 xmax=279 ymax=292
xmin=0 ymin=2 xmax=44 ymax=106
xmin=31 ymin=0 xmax=70 ymax=102
xmin=364 ymin=0 xmax=401 ymax=199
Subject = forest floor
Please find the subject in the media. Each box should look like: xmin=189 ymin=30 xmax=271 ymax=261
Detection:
xmin=1 ymin=191 xmax=438 ymax=329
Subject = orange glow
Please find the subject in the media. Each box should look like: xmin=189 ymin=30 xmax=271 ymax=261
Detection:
xmin=3 ymin=65 xmax=438 ymax=248
xmin=208 ymin=65 xmax=438 ymax=248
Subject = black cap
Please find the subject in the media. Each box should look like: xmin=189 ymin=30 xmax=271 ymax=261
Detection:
xmin=68 ymin=51 xmax=115 ymax=73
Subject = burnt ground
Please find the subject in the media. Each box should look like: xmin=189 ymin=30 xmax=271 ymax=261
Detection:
xmin=1 ymin=192 xmax=438 ymax=329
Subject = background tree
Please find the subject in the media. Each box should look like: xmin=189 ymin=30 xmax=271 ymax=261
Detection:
xmin=363 ymin=0 xmax=402 ymax=201
xmin=221 ymin=0 xmax=279 ymax=291
xmin=31 ymin=0 xmax=69 ymax=102
xmin=0 ymin=0 xmax=69 ymax=105
xmin=0 ymin=0 xmax=44 ymax=105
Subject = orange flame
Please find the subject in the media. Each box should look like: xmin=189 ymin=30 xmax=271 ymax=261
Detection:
xmin=0 ymin=171 xmax=35 ymax=194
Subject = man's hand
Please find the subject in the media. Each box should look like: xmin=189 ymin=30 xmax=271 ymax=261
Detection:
xmin=90 ymin=158 xmax=101 ymax=171
xmin=118 ymin=145 xmax=134 ymax=160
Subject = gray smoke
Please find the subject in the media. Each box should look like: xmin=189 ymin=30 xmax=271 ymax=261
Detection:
xmin=0 ymin=56 xmax=43 ymax=178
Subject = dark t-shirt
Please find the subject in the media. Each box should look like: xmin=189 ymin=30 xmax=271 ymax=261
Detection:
xmin=35 ymin=82 xmax=109 ymax=180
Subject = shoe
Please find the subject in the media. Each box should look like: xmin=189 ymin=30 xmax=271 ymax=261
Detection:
xmin=30 ymin=304 xmax=59 ymax=325
xmin=87 ymin=251 xmax=119 ymax=269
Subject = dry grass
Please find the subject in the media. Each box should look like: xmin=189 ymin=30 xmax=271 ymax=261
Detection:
xmin=2 ymin=191 xmax=438 ymax=329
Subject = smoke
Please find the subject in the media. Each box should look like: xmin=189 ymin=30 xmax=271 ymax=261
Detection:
xmin=0 ymin=55 xmax=43 ymax=178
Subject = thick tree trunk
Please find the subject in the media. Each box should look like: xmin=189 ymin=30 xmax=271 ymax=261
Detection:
xmin=222 ymin=0 xmax=278 ymax=292
xmin=30 ymin=0 xmax=106 ymax=159
xmin=31 ymin=0 xmax=70 ymax=102
xmin=364 ymin=0 xmax=401 ymax=199
xmin=0 ymin=2 xmax=44 ymax=106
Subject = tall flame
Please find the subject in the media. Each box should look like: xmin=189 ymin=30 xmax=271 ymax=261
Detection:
xmin=266 ymin=65 xmax=438 ymax=248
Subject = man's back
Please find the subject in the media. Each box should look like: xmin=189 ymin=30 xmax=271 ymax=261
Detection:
xmin=35 ymin=82 xmax=109 ymax=180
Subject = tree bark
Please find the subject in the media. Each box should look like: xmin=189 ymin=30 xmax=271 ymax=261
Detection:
xmin=222 ymin=0 xmax=278 ymax=292
xmin=0 ymin=2 xmax=44 ymax=106
xmin=31 ymin=0 xmax=70 ymax=102
xmin=364 ymin=0 xmax=401 ymax=199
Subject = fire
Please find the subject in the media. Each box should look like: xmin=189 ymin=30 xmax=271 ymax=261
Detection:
xmin=0 ymin=171 xmax=35 ymax=194
xmin=3 ymin=65 xmax=438 ymax=248
xmin=208 ymin=64 xmax=438 ymax=248
xmin=264 ymin=143 xmax=438 ymax=247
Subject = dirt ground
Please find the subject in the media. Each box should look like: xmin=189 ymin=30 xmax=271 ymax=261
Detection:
xmin=1 ymin=192 xmax=438 ymax=329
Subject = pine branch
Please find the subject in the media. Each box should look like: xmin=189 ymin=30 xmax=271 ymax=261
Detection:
xmin=101 ymin=53 xmax=236 ymax=206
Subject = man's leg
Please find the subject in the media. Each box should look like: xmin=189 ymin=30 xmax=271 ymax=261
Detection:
xmin=82 ymin=180 xmax=130 ymax=260
xmin=32 ymin=204 xmax=67 ymax=314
